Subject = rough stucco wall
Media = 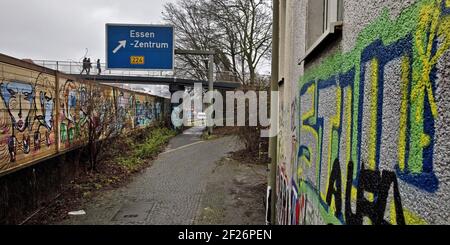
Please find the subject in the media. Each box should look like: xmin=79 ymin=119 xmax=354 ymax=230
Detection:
xmin=343 ymin=0 xmax=420 ymax=52
xmin=277 ymin=0 xmax=450 ymax=225
xmin=276 ymin=0 xmax=307 ymax=225
xmin=304 ymin=36 xmax=342 ymax=71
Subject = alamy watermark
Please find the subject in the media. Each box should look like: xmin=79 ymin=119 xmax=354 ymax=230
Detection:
xmin=170 ymin=83 xmax=278 ymax=137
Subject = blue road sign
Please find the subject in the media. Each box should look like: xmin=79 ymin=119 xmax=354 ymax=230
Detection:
xmin=106 ymin=24 xmax=174 ymax=70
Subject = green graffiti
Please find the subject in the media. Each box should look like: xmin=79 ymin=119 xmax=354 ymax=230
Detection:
xmin=60 ymin=123 xmax=67 ymax=143
xmin=289 ymin=0 xmax=450 ymax=225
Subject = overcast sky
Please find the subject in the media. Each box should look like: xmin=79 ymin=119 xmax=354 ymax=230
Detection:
xmin=0 ymin=0 xmax=175 ymax=62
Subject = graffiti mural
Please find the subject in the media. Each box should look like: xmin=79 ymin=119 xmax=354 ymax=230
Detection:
xmin=116 ymin=89 xmax=135 ymax=132
xmin=90 ymin=85 xmax=116 ymax=139
xmin=0 ymin=65 xmax=57 ymax=170
xmin=0 ymin=61 xmax=169 ymax=175
xmin=278 ymin=0 xmax=450 ymax=225
xmin=59 ymin=78 xmax=89 ymax=150
xmin=135 ymin=94 xmax=161 ymax=128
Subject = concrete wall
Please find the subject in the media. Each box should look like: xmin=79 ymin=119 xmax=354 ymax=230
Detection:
xmin=0 ymin=149 xmax=83 ymax=224
xmin=275 ymin=0 xmax=450 ymax=225
xmin=0 ymin=54 xmax=169 ymax=177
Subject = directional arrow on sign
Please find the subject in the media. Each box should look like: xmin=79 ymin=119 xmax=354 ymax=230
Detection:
xmin=112 ymin=40 xmax=127 ymax=54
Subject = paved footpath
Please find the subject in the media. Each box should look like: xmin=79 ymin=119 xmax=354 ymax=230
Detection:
xmin=59 ymin=127 xmax=242 ymax=225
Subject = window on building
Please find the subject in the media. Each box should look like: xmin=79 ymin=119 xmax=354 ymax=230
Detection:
xmin=306 ymin=0 xmax=343 ymax=50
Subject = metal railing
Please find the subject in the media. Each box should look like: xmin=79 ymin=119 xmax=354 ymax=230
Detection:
xmin=31 ymin=60 xmax=240 ymax=82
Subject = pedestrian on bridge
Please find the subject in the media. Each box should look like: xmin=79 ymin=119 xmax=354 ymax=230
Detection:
xmin=87 ymin=58 xmax=92 ymax=75
xmin=81 ymin=57 xmax=88 ymax=74
xmin=97 ymin=59 xmax=101 ymax=75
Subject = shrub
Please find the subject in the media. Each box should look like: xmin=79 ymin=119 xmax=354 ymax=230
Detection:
xmin=117 ymin=127 xmax=176 ymax=170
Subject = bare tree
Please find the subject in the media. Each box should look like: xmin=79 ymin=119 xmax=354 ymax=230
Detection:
xmin=209 ymin=0 xmax=272 ymax=85
xmin=163 ymin=0 xmax=221 ymax=81
xmin=83 ymin=82 xmax=125 ymax=171
xmin=163 ymin=0 xmax=272 ymax=85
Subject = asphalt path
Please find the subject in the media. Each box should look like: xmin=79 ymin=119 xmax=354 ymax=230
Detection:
xmin=59 ymin=126 xmax=242 ymax=225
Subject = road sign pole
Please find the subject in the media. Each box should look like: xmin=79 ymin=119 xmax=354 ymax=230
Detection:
xmin=174 ymin=49 xmax=215 ymax=134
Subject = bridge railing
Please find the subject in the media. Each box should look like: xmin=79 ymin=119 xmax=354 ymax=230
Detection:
xmin=31 ymin=60 xmax=240 ymax=83
xmin=31 ymin=60 xmax=176 ymax=77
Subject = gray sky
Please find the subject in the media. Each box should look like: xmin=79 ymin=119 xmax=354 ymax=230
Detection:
xmin=0 ymin=0 xmax=175 ymax=62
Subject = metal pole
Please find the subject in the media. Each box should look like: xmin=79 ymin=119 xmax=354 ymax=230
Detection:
xmin=173 ymin=49 xmax=215 ymax=132
xmin=208 ymin=54 xmax=214 ymax=135
xmin=269 ymin=0 xmax=280 ymax=225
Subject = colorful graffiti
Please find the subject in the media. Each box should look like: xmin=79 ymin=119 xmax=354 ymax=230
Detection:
xmin=277 ymin=0 xmax=450 ymax=225
xmin=59 ymin=79 xmax=89 ymax=150
xmin=135 ymin=94 xmax=161 ymax=128
xmin=0 ymin=70 xmax=57 ymax=167
xmin=116 ymin=90 xmax=135 ymax=131
xmin=0 ymin=61 xmax=168 ymax=175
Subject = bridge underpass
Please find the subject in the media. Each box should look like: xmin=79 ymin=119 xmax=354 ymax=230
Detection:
xmin=32 ymin=58 xmax=242 ymax=123
xmin=29 ymin=57 xmax=241 ymax=129
xmin=76 ymin=74 xmax=241 ymax=124
xmin=31 ymin=59 xmax=241 ymax=105
xmin=31 ymin=56 xmax=242 ymax=92
xmin=78 ymin=74 xmax=241 ymax=128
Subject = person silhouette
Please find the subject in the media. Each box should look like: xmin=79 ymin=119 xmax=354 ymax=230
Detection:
xmin=87 ymin=58 xmax=92 ymax=75
xmin=97 ymin=59 xmax=101 ymax=75
xmin=81 ymin=57 xmax=88 ymax=74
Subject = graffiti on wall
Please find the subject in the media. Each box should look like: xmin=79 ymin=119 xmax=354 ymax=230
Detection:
xmin=135 ymin=95 xmax=161 ymax=128
xmin=0 ymin=62 xmax=168 ymax=175
xmin=0 ymin=70 xmax=57 ymax=169
xmin=277 ymin=0 xmax=450 ymax=225
xmin=116 ymin=90 xmax=135 ymax=131
xmin=59 ymin=79 xmax=89 ymax=150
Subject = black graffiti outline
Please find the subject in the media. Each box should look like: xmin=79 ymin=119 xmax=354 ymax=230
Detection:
xmin=326 ymin=159 xmax=406 ymax=225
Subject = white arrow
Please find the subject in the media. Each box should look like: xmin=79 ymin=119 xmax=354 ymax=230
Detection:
xmin=112 ymin=40 xmax=127 ymax=54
